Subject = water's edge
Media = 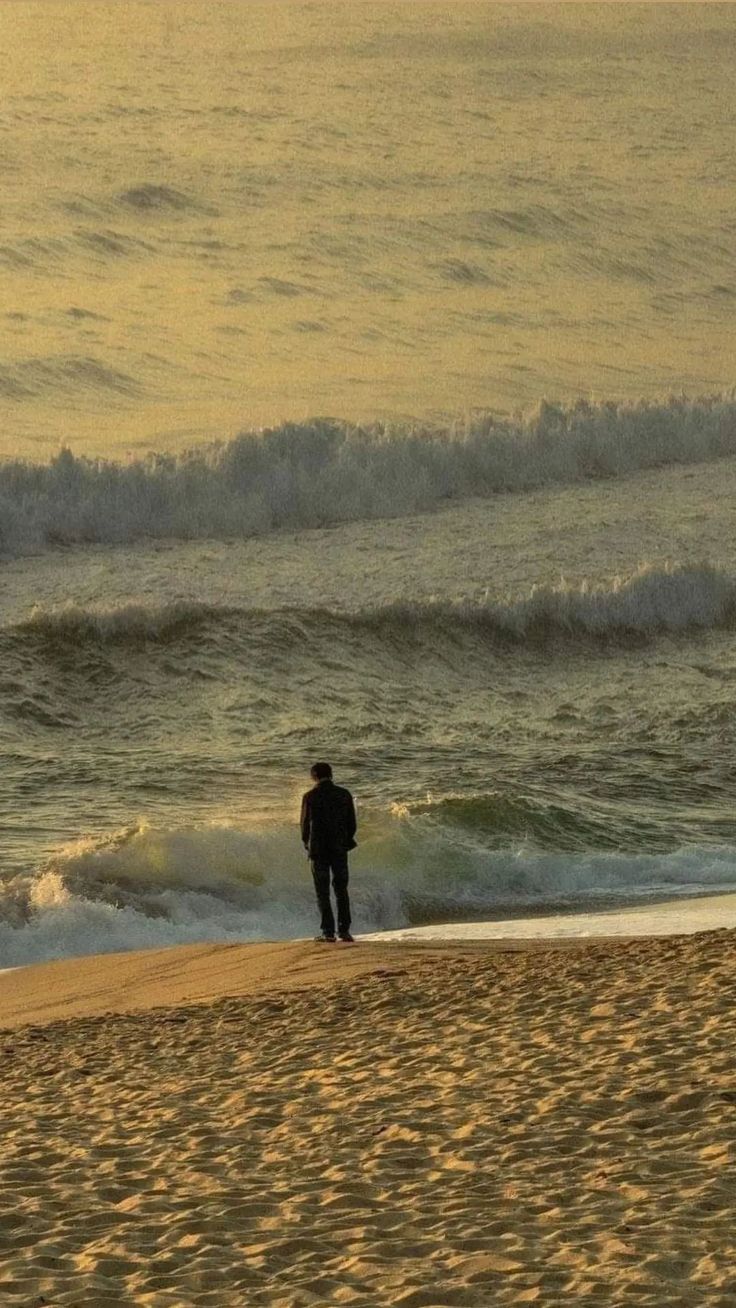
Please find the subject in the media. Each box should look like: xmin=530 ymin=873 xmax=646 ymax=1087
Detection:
xmin=4 ymin=891 xmax=736 ymax=979
xmin=364 ymin=893 xmax=736 ymax=943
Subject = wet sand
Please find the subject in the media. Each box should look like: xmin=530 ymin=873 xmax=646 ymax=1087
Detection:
xmin=1 ymin=931 xmax=735 ymax=1306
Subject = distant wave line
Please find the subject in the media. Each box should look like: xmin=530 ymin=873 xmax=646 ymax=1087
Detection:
xmin=1 ymin=392 xmax=736 ymax=555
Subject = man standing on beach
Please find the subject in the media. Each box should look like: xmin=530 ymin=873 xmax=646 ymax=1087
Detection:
xmin=301 ymin=762 xmax=357 ymax=943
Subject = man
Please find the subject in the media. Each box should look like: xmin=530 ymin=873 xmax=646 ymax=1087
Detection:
xmin=301 ymin=761 xmax=357 ymax=943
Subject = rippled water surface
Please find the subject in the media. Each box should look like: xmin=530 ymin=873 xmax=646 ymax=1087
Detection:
xmin=1 ymin=3 xmax=735 ymax=454
xmin=3 ymin=451 xmax=736 ymax=964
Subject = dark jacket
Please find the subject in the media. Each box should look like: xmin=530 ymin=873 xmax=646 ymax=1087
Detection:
xmin=301 ymin=779 xmax=357 ymax=860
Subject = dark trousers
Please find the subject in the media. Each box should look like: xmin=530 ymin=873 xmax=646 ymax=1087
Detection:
xmin=311 ymin=853 xmax=351 ymax=937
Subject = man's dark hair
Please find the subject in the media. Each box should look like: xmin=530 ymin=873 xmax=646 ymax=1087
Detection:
xmin=310 ymin=761 xmax=333 ymax=781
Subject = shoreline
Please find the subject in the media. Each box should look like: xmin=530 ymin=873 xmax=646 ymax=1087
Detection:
xmin=3 ymin=888 xmax=736 ymax=1008
xmin=2 ymin=889 xmax=736 ymax=1033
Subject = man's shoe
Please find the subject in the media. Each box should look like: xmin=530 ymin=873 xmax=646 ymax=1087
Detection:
xmin=338 ymin=932 xmax=355 ymax=943
xmin=315 ymin=934 xmax=336 ymax=943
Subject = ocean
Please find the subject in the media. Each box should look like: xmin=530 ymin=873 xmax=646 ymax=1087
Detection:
xmin=2 ymin=3 xmax=736 ymax=966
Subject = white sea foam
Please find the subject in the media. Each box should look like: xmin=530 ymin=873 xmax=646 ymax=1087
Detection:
xmin=2 ymin=816 xmax=736 ymax=967
xmin=1 ymin=395 xmax=736 ymax=556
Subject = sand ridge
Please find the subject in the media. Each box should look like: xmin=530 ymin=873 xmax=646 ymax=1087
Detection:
xmin=0 ymin=939 xmax=439 ymax=1031
xmin=1 ymin=931 xmax=736 ymax=1305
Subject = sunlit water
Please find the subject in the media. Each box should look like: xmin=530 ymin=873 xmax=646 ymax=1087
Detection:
xmin=1 ymin=3 xmax=735 ymax=455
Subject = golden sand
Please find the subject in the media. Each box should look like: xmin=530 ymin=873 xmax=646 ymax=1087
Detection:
xmin=1 ymin=931 xmax=735 ymax=1306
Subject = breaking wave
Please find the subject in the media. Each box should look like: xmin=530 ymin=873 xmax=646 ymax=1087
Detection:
xmin=3 ymin=813 xmax=736 ymax=967
xmin=1 ymin=393 xmax=736 ymax=555
xmin=9 ymin=564 xmax=736 ymax=655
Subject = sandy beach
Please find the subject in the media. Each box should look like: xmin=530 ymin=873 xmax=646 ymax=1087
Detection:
xmin=1 ymin=931 xmax=735 ymax=1307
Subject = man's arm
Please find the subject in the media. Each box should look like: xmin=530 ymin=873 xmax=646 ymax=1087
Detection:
xmin=300 ymin=793 xmax=311 ymax=849
xmin=346 ymin=792 xmax=357 ymax=843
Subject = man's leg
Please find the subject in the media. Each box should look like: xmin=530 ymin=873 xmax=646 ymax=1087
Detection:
xmin=331 ymin=854 xmax=351 ymax=938
xmin=311 ymin=861 xmax=336 ymax=938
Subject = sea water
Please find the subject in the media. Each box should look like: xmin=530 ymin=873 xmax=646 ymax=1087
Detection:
xmin=1 ymin=4 xmax=736 ymax=965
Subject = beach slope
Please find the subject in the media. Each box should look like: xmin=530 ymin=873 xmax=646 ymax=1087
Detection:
xmin=1 ymin=932 xmax=735 ymax=1305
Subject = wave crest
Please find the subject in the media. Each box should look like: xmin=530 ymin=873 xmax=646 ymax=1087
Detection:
xmin=10 ymin=564 xmax=736 ymax=653
xmin=1 ymin=393 xmax=736 ymax=554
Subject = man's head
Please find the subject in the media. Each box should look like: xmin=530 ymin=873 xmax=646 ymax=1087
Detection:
xmin=310 ymin=761 xmax=333 ymax=782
